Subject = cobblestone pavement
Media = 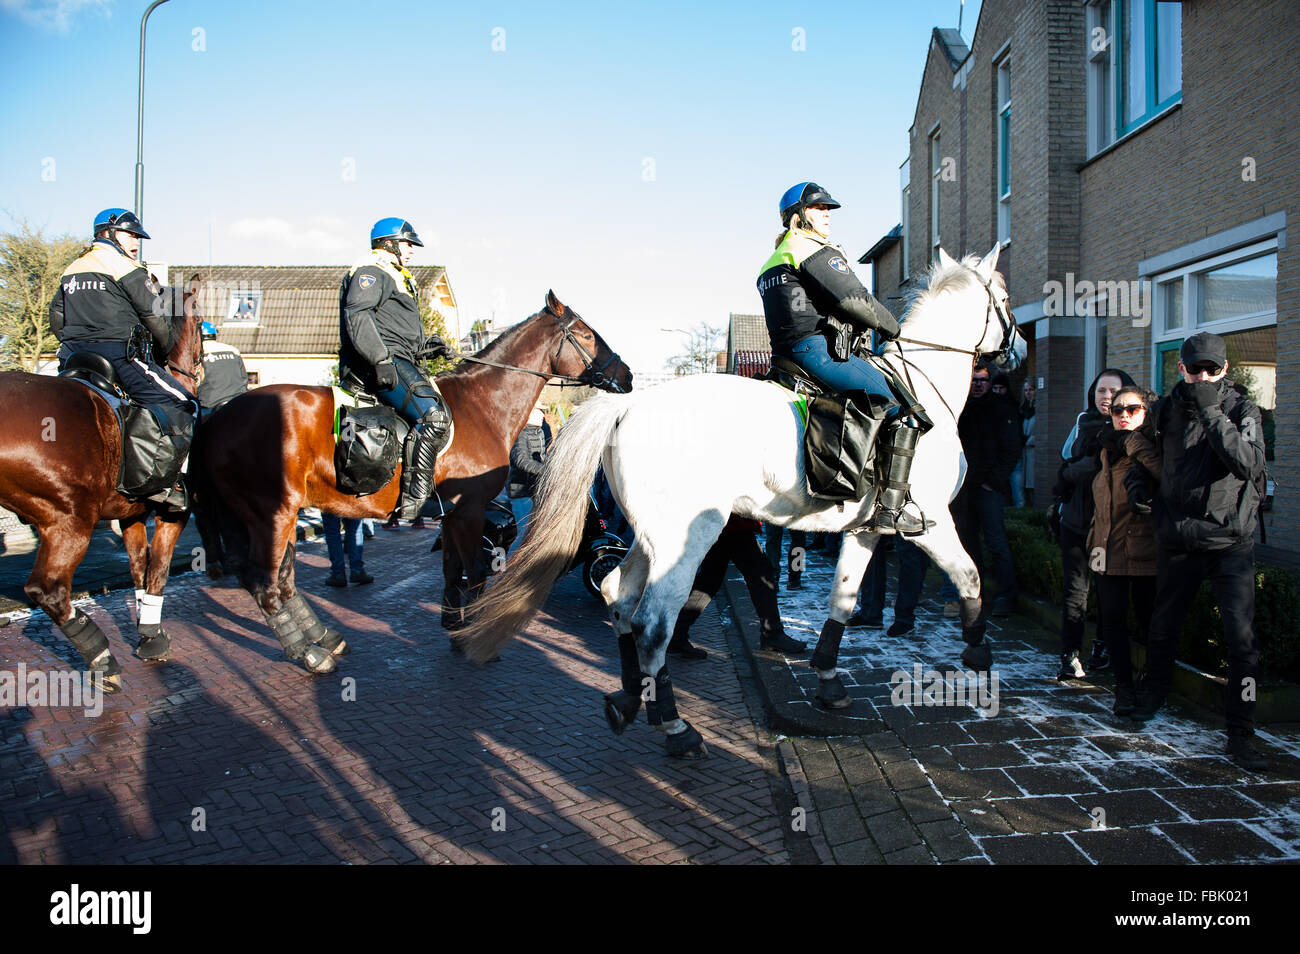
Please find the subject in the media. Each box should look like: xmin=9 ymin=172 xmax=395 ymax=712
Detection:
xmin=1 ymin=528 xmax=794 ymax=864
xmin=730 ymin=539 xmax=1300 ymax=864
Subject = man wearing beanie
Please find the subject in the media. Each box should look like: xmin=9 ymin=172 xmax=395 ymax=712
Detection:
xmin=1127 ymin=332 xmax=1269 ymax=770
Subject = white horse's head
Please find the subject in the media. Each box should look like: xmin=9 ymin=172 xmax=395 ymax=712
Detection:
xmin=924 ymin=245 xmax=1026 ymax=372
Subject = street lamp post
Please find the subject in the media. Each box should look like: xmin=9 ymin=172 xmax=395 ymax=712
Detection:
xmin=134 ymin=0 xmax=171 ymax=260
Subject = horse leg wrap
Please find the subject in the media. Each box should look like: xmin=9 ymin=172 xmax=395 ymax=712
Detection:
xmin=811 ymin=618 xmax=845 ymax=673
xmin=134 ymin=593 xmax=170 ymax=661
xmin=644 ymin=665 xmax=680 ymax=730
xmin=61 ymin=611 xmax=122 ymax=677
xmin=283 ymin=596 xmax=340 ymax=671
xmin=284 ymin=594 xmax=326 ymax=644
xmin=265 ymin=604 xmax=309 ymax=660
xmin=603 ymin=634 xmax=644 ymax=735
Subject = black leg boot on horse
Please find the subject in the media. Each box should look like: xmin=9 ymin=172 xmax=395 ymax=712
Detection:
xmin=397 ymin=404 xmax=453 ymax=523
xmin=866 ymin=419 xmax=933 ymax=536
xmin=60 ymin=611 xmax=124 ymax=693
xmin=643 ymin=664 xmax=707 ymax=759
xmin=603 ymin=634 xmax=645 ymax=734
xmin=264 ymin=598 xmax=337 ymax=674
xmin=811 ymin=618 xmax=852 ymax=709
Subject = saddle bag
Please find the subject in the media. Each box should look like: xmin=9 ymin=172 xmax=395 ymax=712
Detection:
xmin=334 ymin=405 xmax=403 ymax=496
xmin=117 ymin=403 xmax=195 ymax=498
xmin=804 ymin=393 xmax=888 ymax=501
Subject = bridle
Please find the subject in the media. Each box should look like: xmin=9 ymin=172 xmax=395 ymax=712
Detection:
xmin=458 ymin=305 xmax=628 ymax=393
xmin=886 ymin=266 xmax=1021 ymax=424
xmin=161 ymin=293 xmax=203 ymax=393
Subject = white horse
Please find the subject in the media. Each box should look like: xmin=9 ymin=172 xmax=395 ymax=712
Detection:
xmin=458 ymin=246 xmax=1025 ymax=758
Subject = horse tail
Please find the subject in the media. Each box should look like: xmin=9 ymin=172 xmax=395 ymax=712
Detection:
xmin=459 ymin=392 xmax=631 ymax=663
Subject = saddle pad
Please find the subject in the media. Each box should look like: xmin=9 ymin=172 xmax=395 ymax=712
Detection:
xmin=330 ymin=384 xmax=454 ymax=452
xmin=766 ymin=380 xmax=809 ymax=429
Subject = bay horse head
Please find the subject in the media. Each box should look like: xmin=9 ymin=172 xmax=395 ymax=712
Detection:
xmin=151 ymin=273 xmax=205 ymax=396
xmin=543 ymin=290 xmax=634 ymax=393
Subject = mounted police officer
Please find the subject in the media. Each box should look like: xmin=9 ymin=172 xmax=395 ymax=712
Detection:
xmin=339 ymin=217 xmax=453 ymax=521
xmin=48 ymin=208 xmax=193 ymax=511
xmin=757 ymin=182 xmax=927 ymax=534
xmin=196 ymin=321 xmax=249 ymax=411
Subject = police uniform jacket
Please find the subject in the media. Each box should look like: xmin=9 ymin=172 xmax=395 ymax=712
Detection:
xmin=756 ymin=228 xmax=899 ymax=356
xmin=339 ymin=249 xmax=444 ymax=390
xmin=196 ymin=340 xmax=249 ymax=408
xmin=49 ymin=239 xmax=174 ymax=353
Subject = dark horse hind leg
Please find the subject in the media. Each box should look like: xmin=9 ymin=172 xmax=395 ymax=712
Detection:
xmin=24 ymin=517 xmax=123 ymax=692
xmin=275 ymin=539 xmax=348 ymax=657
xmin=241 ymin=516 xmax=336 ymax=674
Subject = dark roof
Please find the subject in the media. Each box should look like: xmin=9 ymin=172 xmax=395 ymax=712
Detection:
xmin=932 ymin=27 xmax=970 ymax=71
xmin=170 ymin=264 xmax=446 ymax=356
xmin=859 ymin=225 xmax=903 ymax=264
xmin=727 ymin=313 xmax=769 ymax=353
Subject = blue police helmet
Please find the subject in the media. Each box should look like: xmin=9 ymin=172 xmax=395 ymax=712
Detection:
xmin=94 ymin=208 xmax=151 ymax=240
xmin=201 ymin=321 xmax=218 ymax=340
xmin=778 ymin=182 xmax=841 ymax=221
xmin=370 ymin=217 xmax=424 ymax=248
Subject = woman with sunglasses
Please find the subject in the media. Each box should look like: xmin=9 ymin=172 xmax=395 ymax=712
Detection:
xmin=1087 ymin=387 xmax=1161 ymax=716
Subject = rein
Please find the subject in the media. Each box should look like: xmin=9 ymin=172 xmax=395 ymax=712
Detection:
xmin=455 ymin=306 xmax=627 ymax=392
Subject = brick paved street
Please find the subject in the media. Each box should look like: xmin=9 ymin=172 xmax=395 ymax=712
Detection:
xmin=734 ymin=540 xmax=1300 ymax=865
xmin=1 ymin=528 xmax=792 ymax=864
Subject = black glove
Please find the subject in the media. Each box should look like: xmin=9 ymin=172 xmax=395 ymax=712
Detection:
xmin=375 ymin=361 xmax=398 ymax=391
xmin=1191 ymin=380 xmax=1221 ymax=411
xmin=420 ymin=339 xmax=450 ymax=361
xmin=1124 ymin=465 xmax=1153 ymax=515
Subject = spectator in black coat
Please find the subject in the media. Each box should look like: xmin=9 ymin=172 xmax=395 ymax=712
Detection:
xmin=952 ymin=362 xmax=1021 ymax=616
xmin=1051 ymin=366 xmax=1136 ymax=679
xmin=506 ymin=402 xmax=552 ymax=541
xmin=1125 ymin=333 xmax=1269 ymax=771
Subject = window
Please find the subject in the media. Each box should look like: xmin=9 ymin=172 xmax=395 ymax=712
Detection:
xmin=1152 ymin=241 xmax=1278 ymax=461
xmin=1087 ymin=0 xmax=1181 ymax=155
xmin=224 ymin=289 xmax=263 ymax=326
xmin=996 ymin=58 xmax=1011 ymax=244
xmin=900 ymin=157 xmax=910 ymax=282
xmin=929 ymin=130 xmax=942 ymax=263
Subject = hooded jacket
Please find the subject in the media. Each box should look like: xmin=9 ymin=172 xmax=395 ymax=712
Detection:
xmin=1054 ymin=368 xmax=1136 ymax=535
xmin=1130 ymin=379 xmax=1266 ymax=551
xmin=957 ymin=389 xmax=1022 ymax=494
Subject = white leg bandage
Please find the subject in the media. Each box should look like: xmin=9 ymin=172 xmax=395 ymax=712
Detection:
xmin=138 ymin=593 xmax=164 ymax=627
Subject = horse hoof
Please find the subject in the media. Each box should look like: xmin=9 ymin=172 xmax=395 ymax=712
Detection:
xmin=300 ymin=645 xmax=338 ymax=674
xmin=603 ymin=691 xmax=641 ymax=735
xmin=135 ymin=630 xmax=171 ymax=662
xmin=316 ymin=628 xmax=349 ymax=657
xmin=100 ymin=672 xmax=123 ymax=694
xmin=206 ymin=562 xmax=225 ymax=581
xmin=665 ymin=722 xmax=707 ymax=759
xmin=816 ymin=676 xmax=853 ymax=710
xmin=962 ymin=639 xmax=993 ymax=673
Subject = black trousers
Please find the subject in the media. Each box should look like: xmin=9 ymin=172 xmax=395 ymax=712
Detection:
xmin=1059 ymin=526 xmax=1101 ymax=654
xmin=1143 ymin=540 xmax=1259 ymax=736
xmin=673 ymin=528 xmax=786 ymax=644
xmin=1095 ymin=574 xmax=1155 ymax=688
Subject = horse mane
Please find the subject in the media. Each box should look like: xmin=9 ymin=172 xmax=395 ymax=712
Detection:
xmin=438 ymin=311 xmax=544 ymax=380
xmin=901 ymin=254 xmax=1004 ymax=329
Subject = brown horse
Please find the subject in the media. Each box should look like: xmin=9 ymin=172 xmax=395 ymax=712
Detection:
xmin=0 ymin=276 xmax=203 ymax=692
xmin=190 ymin=291 xmax=632 ymax=673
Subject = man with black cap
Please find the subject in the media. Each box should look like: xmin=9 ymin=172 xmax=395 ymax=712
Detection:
xmin=1128 ymin=332 xmax=1269 ymax=771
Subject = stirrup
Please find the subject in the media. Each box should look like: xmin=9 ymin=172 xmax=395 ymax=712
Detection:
xmin=867 ymin=501 xmax=932 ymax=536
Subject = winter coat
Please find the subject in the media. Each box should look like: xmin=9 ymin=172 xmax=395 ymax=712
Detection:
xmin=1087 ymin=425 xmax=1161 ymax=576
xmin=1053 ymin=368 xmax=1137 ymax=535
xmin=507 ymin=422 xmax=552 ymax=498
xmin=1129 ymin=380 xmax=1266 ymax=551
xmin=957 ymin=392 xmax=1021 ymax=494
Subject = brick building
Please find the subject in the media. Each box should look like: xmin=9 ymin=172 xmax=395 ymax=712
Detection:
xmin=864 ymin=0 xmax=1298 ymax=561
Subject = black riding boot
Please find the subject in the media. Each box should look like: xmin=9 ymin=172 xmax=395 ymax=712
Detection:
xmin=867 ymin=420 xmax=931 ymax=536
xmin=398 ymin=422 xmax=450 ymax=521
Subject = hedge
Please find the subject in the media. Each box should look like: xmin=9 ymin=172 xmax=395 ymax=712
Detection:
xmin=998 ymin=507 xmax=1300 ymax=684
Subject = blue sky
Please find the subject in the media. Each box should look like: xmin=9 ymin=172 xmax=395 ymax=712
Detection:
xmin=0 ymin=0 xmax=982 ymax=371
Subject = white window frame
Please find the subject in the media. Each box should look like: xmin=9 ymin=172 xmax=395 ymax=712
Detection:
xmin=1150 ymin=238 xmax=1278 ymax=386
xmin=1086 ymin=0 xmax=1181 ymax=158
xmin=929 ymin=130 xmax=942 ymax=263
xmin=996 ymin=57 xmax=1011 ymax=244
xmin=900 ymin=157 xmax=911 ymax=282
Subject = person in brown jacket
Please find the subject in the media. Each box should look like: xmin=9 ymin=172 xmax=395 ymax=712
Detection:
xmin=1088 ymin=386 xmax=1161 ymax=717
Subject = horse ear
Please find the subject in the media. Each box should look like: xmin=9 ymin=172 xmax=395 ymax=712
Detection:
xmin=976 ymin=244 xmax=1000 ymax=279
xmin=546 ymin=289 xmax=566 ymax=316
xmin=937 ymin=247 xmax=959 ymax=270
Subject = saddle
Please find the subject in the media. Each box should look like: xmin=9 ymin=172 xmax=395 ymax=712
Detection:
xmin=58 ymin=353 xmax=194 ymax=501
xmin=331 ymin=380 xmax=456 ymax=497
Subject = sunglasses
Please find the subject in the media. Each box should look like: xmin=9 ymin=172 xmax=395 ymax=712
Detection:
xmin=1187 ymin=362 xmax=1223 ymax=375
xmin=1111 ymin=404 xmax=1145 ymax=417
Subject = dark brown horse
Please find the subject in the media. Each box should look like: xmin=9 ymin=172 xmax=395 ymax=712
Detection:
xmin=190 ymin=291 xmax=632 ymax=673
xmin=0 ymin=276 xmax=203 ymax=691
